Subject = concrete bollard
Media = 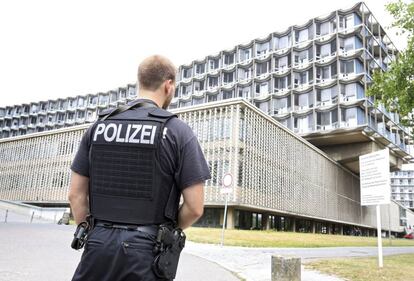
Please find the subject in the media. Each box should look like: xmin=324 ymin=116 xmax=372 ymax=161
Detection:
xmin=61 ymin=212 xmax=70 ymax=225
xmin=271 ymin=255 xmax=301 ymax=281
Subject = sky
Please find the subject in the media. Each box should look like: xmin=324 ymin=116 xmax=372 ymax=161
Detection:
xmin=0 ymin=0 xmax=407 ymax=108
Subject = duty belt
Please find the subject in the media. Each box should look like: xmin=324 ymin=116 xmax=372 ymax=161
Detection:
xmin=95 ymin=220 xmax=158 ymax=237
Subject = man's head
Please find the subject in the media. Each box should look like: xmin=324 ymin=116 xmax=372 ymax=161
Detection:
xmin=137 ymin=55 xmax=177 ymax=109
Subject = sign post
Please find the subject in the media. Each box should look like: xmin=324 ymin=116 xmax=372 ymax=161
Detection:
xmin=359 ymin=148 xmax=390 ymax=268
xmin=220 ymin=173 xmax=233 ymax=247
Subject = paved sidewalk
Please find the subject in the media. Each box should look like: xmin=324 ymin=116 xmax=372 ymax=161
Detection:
xmin=184 ymin=241 xmax=414 ymax=281
xmin=0 ymin=222 xmax=239 ymax=281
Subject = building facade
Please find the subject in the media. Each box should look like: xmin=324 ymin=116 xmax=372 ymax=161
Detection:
xmin=1 ymin=99 xmax=413 ymax=235
xmin=0 ymin=2 xmax=411 ymax=174
xmin=391 ymin=167 xmax=414 ymax=211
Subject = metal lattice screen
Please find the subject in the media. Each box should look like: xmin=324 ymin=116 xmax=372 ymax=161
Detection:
xmin=0 ymin=99 xmax=405 ymax=230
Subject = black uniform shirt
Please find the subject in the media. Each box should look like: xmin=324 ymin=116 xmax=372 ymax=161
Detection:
xmin=70 ymin=99 xmax=211 ymax=192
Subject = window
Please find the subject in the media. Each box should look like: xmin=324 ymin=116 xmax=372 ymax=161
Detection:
xmin=341 ymin=107 xmax=357 ymax=126
xmin=255 ymin=101 xmax=269 ymax=113
xmin=99 ymin=95 xmax=109 ymax=105
xmin=295 ymin=92 xmax=313 ymax=109
xmin=256 ymin=42 xmax=270 ymax=56
xmin=194 ymin=81 xmax=205 ymax=91
xmin=110 ymin=92 xmax=118 ymax=102
xmin=340 ymin=60 xmax=354 ymax=74
xmin=182 ymin=68 xmax=192 ymax=79
xmin=294 ymin=49 xmax=312 ymax=64
xmin=207 ymin=94 xmax=217 ymax=102
xmin=223 ymin=54 xmax=234 ymax=65
xmin=319 ymin=21 xmax=330 ymax=35
xmin=273 ymin=97 xmax=291 ymax=113
xmin=320 ymin=44 xmax=331 ymax=58
xmin=294 ymin=114 xmax=313 ymax=133
xmin=317 ymin=109 xmax=337 ymax=127
xmin=274 ymin=75 xmax=291 ymax=90
xmin=256 ymin=62 xmax=269 ymax=76
xmin=239 ymin=49 xmax=252 ymax=61
xmin=296 ymin=29 xmax=309 ymax=43
xmin=277 ymin=56 xmax=288 ymax=69
xmin=255 ymin=82 xmax=269 ymax=96
xmin=77 ymin=111 xmax=85 ymax=119
xmin=278 ymin=35 xmax=290 ymax=49
xmin=195 ymin=63 xmax=205 ymax=74
xmin=339 ymin=14 xmax=354 ymax=29
xmin=181 ymin=84 xmax=192 ymax=96
xmin=223 ymin=91 xmax=233 ymax=100
xmin=208 ymin=77 xmax=218 ymax=87
xmin=209 ymin=59 xmax=219 ymax=70
xmin=238 ymin=86 xmax=251 ymax=98
xmin=238 ymin=68 xmax=252 ymax=80
xmin=192 ymin=98 xmax=204 ymax=105
xmin=223 ymin=72 xmax=234 ymax=84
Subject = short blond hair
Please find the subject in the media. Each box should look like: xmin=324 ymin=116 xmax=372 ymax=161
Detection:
xmin=138 ymin=55 xmax=177 ymax=91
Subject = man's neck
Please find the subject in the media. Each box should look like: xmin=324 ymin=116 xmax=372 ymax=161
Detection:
xmin=137 ymin=90 xmax=163 ymax=108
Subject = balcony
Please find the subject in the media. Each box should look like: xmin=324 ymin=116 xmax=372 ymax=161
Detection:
xmin=317 ymin=96 xmax=338 ymax=107
xmin=75 ymin=118 xmax=85 ymax=124
xmin=273 ymin=107 xmax=291 ymax=116
xmin=316 ymin=122 xmax=339 ymax=131
xmin=274 ymin=66 xmax=290 ymax=75
xmin=294 ymin=104 xmax=310 ymax=112
xmin=340 ymin=119 xmax=358 ymax=128
xmin=294 ymin=127 xmax=312 ymax=134
xmin=293 ymin=58 xmax=312 ymax=70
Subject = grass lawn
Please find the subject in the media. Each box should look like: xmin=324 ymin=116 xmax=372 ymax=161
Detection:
xmin=306 ymin=254 xmax=414 ymax=281
xmin=185 ymin=227 xmax=414 ymax=248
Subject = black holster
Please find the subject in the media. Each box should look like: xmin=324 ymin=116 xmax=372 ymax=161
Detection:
xmin=71 ymin=216 xmax=93 ymax=250
xmin=152 ymin=225 xmax=186 ymax=280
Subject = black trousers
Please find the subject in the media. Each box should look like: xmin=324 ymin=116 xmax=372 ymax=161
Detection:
xmin=72 ymin=225 xmax=167 ymax=281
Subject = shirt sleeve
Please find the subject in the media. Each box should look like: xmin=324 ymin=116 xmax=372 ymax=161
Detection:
xmin=175 ymin=136 xmax=211 ymax=191
xmin=70 ymin=126 xmax=93 ymax=177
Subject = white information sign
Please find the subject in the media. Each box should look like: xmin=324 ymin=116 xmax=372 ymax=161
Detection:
xmin=220 ymin=173 xmax=233 ymax=194
xmin=359 ymin=148 xmax=391 ymax=206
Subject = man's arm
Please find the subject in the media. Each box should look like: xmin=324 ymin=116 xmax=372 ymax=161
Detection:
xmin=177 ymin=182 xmax=204 ymax=230
xmin=68 ymin=171 xmax=89 ymax=225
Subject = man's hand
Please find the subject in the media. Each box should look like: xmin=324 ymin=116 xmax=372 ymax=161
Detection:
xmin=177 ymin=182 xmax=204 ymax=230
xmin=68 ymin=171 xmax=89 ymax=225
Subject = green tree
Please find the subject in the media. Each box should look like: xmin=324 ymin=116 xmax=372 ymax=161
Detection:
xmin=367 ymin=0 xmax=414 ymax=128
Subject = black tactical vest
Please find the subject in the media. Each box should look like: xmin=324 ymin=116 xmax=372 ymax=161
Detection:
xmin=88 ymin=101 xmax=178 ymax=225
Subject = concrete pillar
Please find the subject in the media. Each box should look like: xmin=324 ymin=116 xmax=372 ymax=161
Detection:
xmin=226 ymin=207 xmax=235 ymax=229
xmin=271 ymin=256 xmax=301 ymax=281
xmin=312 ymin=221 xmax=316 ymax=234
xmin=340 ymin=225 xmax=344 ymax=235
xmin=292 ymin=218 xmax=296 ymax=232
xmin=327 ymin=223 xmax=332 ymax=235
xmin=262 ymin=213 xmax=270 ymax=230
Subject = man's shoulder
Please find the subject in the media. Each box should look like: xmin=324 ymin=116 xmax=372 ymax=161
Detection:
xmin=165 ymin=116 xmax=195 ymax=144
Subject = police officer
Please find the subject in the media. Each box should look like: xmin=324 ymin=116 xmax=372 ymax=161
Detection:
xmin=68 ymin=55 xmax=211 ymax=281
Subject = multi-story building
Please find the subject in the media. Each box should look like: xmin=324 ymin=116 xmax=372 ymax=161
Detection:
xmin=1 ymin=99 xmax=413 ymax=235
xmin=0 ymin=84 xmax=137 ymax=139
xmin=391 ymin=165 xmax=414 ymax=211
xmin=0 ymin=2 xmax=411 ymax=173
